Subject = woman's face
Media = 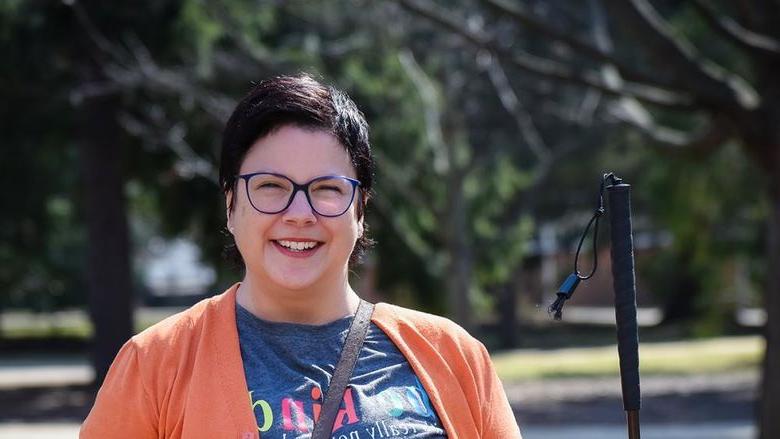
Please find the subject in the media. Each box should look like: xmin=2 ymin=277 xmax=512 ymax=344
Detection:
xmin=228 ymin=125 xmax=363 ymax=292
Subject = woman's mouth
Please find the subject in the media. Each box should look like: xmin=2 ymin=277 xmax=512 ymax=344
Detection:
xmin=272 ymin=239 xmax=323 ymax=256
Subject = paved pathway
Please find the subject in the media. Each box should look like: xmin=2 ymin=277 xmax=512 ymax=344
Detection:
xmin=0 ymin=423 xmax=80 ymax=438
xmin=0 ymin=357 xmax=91 ymax=389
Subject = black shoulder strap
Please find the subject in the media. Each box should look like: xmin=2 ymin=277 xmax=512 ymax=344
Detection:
xmin=311 ymin=299 xmax=375 ymax=439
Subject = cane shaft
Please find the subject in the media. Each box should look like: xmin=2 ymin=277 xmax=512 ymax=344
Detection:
xmin=627 ymin=410 xmax=640 ymax=439
xmin=607 ymin=183 xmax=641 ymax=414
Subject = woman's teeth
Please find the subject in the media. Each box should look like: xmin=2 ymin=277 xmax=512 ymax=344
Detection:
xmin=276 ymin=240 xmax=319 ymax=251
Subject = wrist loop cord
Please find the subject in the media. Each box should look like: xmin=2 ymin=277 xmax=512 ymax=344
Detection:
xmin=548 ymin=173 xmax=621 ymax=320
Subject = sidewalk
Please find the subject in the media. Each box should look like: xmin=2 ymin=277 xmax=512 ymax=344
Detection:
xmin=0 ymin=423 xmax=80 ymax=439
xmin=0 ymin=356 xmax=91 ymax=389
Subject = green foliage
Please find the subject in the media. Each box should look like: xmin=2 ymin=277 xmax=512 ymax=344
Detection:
xmin=634 ymin=141 xmax=766 ymax=332
xmin=175 ymin=0 xmax=223 ymax=77
xmin=0 ymin=1 xmax=768 ymax=338
xmin=0 ymin=3 xmax=86 ymax=310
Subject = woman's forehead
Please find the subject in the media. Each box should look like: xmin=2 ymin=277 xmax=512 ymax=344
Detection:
xmin=240 ymin=125 xmax=356 ymax=179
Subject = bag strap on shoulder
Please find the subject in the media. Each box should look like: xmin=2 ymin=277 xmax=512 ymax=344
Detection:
xmin=310 ymin=299 xmax=374 ymax=439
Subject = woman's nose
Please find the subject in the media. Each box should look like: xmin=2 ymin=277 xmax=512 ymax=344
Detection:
xmin=282 ymin=190 xmax=317 ymax=225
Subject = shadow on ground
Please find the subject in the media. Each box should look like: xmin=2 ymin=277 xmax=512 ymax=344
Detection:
xmin=0 ymin=385 xmax=93 ymax=423
xmin=515 ymin=388 xmax=756 ymax=425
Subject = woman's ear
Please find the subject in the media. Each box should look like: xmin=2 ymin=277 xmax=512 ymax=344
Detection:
xmin=357 ymin=192 xmax=369 ymax=237
xmin=225 ymin=191 xmax=235 ymax=234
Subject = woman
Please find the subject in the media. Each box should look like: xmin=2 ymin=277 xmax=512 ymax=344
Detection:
xmin=81 ymin=74 xmax=522 ymax=438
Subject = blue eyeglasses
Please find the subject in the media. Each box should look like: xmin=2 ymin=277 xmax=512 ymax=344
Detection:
xmin=236 ymin=172 xmax=361 ymax=217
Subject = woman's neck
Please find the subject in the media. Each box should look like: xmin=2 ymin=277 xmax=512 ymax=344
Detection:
xmin=236 ymin=273 xmax=360 ymax=325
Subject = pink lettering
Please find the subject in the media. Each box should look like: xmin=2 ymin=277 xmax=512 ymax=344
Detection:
xmin=332 ymin=387 xmax=360 ymax=431
xmin=281 ymin=398 xmax=308 ymax=432
xmin=311 ymin=386 xmax=323 ymax=422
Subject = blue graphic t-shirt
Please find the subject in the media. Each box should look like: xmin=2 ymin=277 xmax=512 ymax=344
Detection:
xmin=236 ymin=303 xmax=447 ymax=439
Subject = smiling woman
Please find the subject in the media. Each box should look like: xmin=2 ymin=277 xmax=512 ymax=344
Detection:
xmin=80 ymin=74 xmax=522 ymax=439
xmin=228 ymin=126 xmax=366 ymax=320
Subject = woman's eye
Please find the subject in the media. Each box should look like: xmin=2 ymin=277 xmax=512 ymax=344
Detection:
xmin=255 ymin=181 xmax=285 ymax=190
xmin=315 ymin=185 xmax=344 ymax=194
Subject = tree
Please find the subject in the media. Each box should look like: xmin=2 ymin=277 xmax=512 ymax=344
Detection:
xmin=3 ymin=0 xmax=609 ymax=353
xmin=0 ymin=2 xmax=87 ymax=319
xmin=394 ymin=0 xmax=780 ymax=436
xmin=365 ymin=0 xmax=625 ymax=343
xmin=71 ymin=0 xmax=189 ymax=384
xmin=1 ymin=0 xmax=206 ymax=383
xmin=61 ymin=0 xmax=313 ymax=383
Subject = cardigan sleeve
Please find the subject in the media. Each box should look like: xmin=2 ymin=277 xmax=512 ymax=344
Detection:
xmin=80 ymin=340 xmax=158 ymax=438
xmin=473 ymin=341 xmax=523 ymax=438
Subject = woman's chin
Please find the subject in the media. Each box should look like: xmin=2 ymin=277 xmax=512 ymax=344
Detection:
xmin=265 ymin=267 xmax=324 ymax=292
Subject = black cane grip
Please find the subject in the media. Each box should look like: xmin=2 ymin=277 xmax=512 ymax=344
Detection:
xmin=607 ymin=183 xmax=641 ymax=412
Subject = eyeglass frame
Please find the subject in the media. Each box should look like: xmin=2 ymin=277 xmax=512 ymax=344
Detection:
xmin=235 ymin=172 xmax=362 ymax=218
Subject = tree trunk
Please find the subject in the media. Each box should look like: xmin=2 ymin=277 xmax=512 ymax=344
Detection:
xmin=660 ymin=251 xmax=699 ymax=324
xmin=77 ymin=83 xmax=134 ymax=386
xmin=445 ymin=167 xmax=473 ymax=332
xmin=759 ymin=153 xmax=780 ymax=439
xmin=497 ymin=281 xmax=518 ymax=348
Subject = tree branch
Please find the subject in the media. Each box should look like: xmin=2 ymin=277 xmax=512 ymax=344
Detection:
xmin=371 ymin=192 xmax=443 ymax=275
xmin=690 ymin=0 xmax=780 ymax=57
xmin=373 ymin=148 xmax=440 ymax=216
xmin=479 ymin=0 xmax=686 ymax=92
xmin=395 ymin=0 xmax=695 ymax=109
xmin=68 ymin=2 xmax=235 ymax=123
xmin=608 ymin=100 xmax=733 ymax=158
xmin=122 ymin=36 xmax=235 ymax=121
xmin=497 ymin=136 xmax=589 ymax=234
xmin=69 ymin=0 xmax=122 ymax=63
xmin=119 ymin=111 xmax=219 ymax=183
xmin=601 ymin=0 xmax=759 ymax=110
xmin=397 ymin=48 xmax=451 ymax=174
xmin=584 ymin=0 xmax=733 ymax=157
xmin=479 ymin=52 xmax=551 ymax=163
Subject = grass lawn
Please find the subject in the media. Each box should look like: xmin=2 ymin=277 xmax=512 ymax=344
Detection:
xmin=2 ymin=310 xmax=764 ymax=382
xmin=492 ymin=335 xmax=764 ymax=381
xmin=0 ymin=308 xmax=184 ymax=339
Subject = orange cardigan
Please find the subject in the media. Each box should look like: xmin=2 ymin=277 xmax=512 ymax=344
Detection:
xmin=80 ymin=285 xmax=522 ymax=438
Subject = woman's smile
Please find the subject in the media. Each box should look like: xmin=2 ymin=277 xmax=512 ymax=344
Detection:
xmin=271 ymin=238 xmax=324 ymax=258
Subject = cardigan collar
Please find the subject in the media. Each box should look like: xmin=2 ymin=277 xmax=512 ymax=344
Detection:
xmin=205 ymin=284 xmax=457 ymax=437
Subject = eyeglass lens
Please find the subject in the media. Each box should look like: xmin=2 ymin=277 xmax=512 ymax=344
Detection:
xmin=246 ymin=174 xmax=356 ymax=216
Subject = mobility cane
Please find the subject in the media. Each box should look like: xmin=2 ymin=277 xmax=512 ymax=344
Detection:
xmin=548 ymin=173 xmax=641 ymax=439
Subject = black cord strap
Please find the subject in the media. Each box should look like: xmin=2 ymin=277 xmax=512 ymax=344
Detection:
xmin=549 ymin=173 xmax=622 ymax=320
xmin=311 ymin=299 xmax=374 ymax=439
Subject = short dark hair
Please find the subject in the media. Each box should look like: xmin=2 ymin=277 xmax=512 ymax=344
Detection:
xmin=219 ymin=74 xmax=375 ymax=267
